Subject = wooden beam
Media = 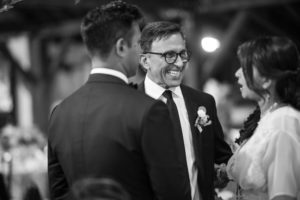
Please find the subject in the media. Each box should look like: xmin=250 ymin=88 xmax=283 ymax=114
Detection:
xmin=197 ymin=0 xmax=299 ymax=14
xmin=30 ymin=37 xmax=51 ymax=133
xmin=285 ymin=5 xmax=300 ymax=22
xmin=0 ymin=42 xmax=37 ymax=84
xmin=0 ymin=42 xmax=17 ymax=124
xmin=37 ymin=20 xmax=81 ymax=38
xmin=248 ymin=12 xmax=287 ymax=36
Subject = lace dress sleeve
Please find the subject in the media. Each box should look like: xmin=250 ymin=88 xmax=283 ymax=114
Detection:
xmin=263 ymin=113 xmax=300 ymax=199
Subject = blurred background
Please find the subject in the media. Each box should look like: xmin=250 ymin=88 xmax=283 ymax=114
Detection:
xmin=0 ymin=0 xmax=299 ymax=199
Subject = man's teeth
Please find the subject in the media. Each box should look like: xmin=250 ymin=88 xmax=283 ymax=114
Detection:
xmin=168 ymin=71 xmax=180 ymax=76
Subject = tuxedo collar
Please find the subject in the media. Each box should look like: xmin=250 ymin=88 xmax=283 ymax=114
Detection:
xmin=90 ymin=68 xmax=128 ymax=84
xmin=144 ymin=76 xmax=183 ymax=100
xmin=181 ymin=87 xmax=198 ymax=125
xmin=139 ymin=81 xmax=199 ymax=113
xmin=87 ymin=73 xmax=128 ymax=86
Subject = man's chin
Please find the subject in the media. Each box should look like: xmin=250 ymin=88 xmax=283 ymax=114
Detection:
xmin=164 ymin=80 xmax=182 ymax=88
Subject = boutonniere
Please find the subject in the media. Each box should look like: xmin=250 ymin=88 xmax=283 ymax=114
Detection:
xmin=194 ymin=106 xmax=212 ymax=133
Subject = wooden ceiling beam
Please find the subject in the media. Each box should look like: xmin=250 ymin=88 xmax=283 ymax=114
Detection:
xmin=197 ymin=0 xmax=299 ymax=14
xmin=37 ymin=20 xmax=81 ymax=39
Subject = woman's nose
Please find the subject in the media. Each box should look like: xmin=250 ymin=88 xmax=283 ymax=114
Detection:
xmin=235 ymin=68 xmax=241 ymax=78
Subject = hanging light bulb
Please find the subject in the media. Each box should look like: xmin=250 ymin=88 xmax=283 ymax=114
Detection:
xmin=201 ymin=36 xmax=220 ymax=53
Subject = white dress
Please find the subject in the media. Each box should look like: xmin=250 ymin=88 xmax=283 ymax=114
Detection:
xmin=227 ymin=106 xmax=300 ymax=200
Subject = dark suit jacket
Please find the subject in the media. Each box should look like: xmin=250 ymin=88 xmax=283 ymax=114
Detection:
xmin=48 ymin=74 xmax=190 ymax=200
xmin=0 ymin=173 xmax=9 ymax=200
xmin=138 ymin=83 xmax=232 ymax=200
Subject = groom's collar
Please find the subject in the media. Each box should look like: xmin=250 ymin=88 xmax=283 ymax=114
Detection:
xmin=91 ymin=68 xmax=128 ymax=84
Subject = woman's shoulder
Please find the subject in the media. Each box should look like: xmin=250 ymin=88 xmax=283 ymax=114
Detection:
xmin=268 ymin=105 xmax=300 ymax=140
xmin=270 ymin=105 xmax=300 ymax=123
xmin=274 ymin=105 xmax=300 ymax=115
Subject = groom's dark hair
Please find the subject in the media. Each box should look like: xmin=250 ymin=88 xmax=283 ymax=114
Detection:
xmin=81 ymin=0 xmax=144 ymax=58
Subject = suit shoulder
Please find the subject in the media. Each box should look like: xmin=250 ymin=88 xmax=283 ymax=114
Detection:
xmin=53 ymin=83 xmax=86 ymax=106
xmin=123 ymin=87 xmax=163 ymax=107
xmin=181 ymin=84 xmax=215 ymax=101
xmin=129 ymin=88 xmax=153 ymax=101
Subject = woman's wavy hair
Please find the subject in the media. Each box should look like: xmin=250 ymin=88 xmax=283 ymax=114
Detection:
xmin=236 ymin=36 xmax=300 ymax=144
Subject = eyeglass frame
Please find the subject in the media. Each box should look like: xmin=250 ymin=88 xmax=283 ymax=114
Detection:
xmin=143 ymin=50 xmax=191 ymax=64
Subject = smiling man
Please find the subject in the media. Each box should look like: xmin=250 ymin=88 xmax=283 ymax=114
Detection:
xmin=139 ymin=21 xmax=232 ymax=200
xmin=141 ymin=30 xmax=187 ymax=88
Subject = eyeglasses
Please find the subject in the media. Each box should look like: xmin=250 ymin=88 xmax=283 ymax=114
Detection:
xmin=143 ymin=50 xmax=191 ymax=64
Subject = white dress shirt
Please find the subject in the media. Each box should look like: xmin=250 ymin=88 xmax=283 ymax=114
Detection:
xmin=91 ymin=68 xmax=129 ymax=84
xmin=144 ymin=75 xmax=200 ymax=200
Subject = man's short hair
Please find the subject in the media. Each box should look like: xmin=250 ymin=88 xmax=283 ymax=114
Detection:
xmin=81 ymin=1 xmax=143 ymax=58
xmin=140 ymin=21 xmax=185 ymax=52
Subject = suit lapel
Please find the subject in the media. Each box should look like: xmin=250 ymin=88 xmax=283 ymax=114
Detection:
xmin=139 ymin=81 xmax=186 ymax=163
xmin=181 ymin=86 xmax=199 ymax=139
xmin=181 ymin=86 xmax=205 ymax=178
xmin=140 ymin=82 xmax=205 ymax=192
xmin=140 ymin=82 xmax=204 ymax=166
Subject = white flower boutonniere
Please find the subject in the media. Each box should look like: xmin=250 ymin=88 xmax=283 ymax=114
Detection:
xmin=194 ymin=106 xmax=212 ymax=133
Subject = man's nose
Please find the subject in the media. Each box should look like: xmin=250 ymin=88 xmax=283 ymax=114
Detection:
xmin=174 ymin=55 xmax=186 ymax=67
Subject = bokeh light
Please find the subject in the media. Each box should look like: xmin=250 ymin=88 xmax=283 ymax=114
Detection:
xmin=201 ymin=36 xmax=220 ymax=53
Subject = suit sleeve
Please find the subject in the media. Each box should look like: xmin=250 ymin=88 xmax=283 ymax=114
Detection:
xmin=48 ymin=143 xmax=70 ymax=200
xmin=48 ymin=107 xmax=70 ymax=200
xmin=210 ymin=97 xmax=232 ymax=164
xmin=141 ymin=101 xmax=191 ymax=200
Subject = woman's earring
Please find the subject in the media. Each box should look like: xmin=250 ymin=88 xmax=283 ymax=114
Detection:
xmin=266 ymin=93 xmax=270 ymax=102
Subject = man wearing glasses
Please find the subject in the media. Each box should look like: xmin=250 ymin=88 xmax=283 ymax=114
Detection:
xmin=139 ymin=21 xmax=232 ymax=200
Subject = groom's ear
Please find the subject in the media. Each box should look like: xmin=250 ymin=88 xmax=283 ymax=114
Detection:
xmin=115 ymin=38 xmax=128 ymax=57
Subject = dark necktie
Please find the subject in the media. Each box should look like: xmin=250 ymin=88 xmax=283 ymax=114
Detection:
xmin=162 ymin=90 xmax=185 ymax=157
xmin=163 ymin=90 xmax=198 ymax=197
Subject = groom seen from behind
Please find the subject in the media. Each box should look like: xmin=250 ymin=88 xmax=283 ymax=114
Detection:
xmin=139 ymin=21 xmax=233 ymax=200
xmin=48 ymin=3 xmax=189 ymax=200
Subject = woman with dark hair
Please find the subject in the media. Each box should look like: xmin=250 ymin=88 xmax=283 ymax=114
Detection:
xmin=226 ymin=36 xmax=300 ymax=200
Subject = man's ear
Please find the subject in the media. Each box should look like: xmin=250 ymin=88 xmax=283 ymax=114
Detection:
xmin=115 ymin=38 xmax=128 ymax=57
xmin=140 ymin=54 xmax=149 ymax=71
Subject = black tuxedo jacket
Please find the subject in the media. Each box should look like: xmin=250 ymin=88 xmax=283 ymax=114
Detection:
xmin=138 ymin=83 xmax=232 ymax=200
xmin=48 ymin=74 xmax=190 ymax=200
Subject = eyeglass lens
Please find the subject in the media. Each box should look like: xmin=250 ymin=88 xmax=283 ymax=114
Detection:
xmin=165 ymin=51 xmax=189 ymax=64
